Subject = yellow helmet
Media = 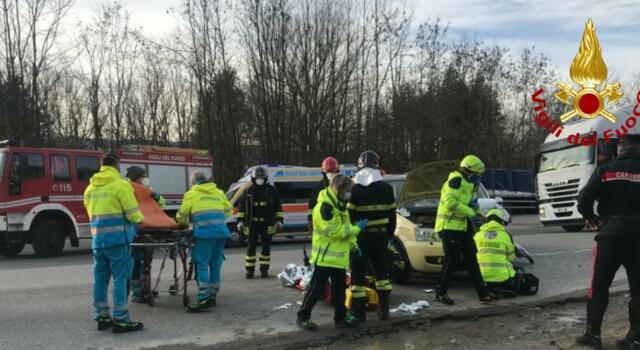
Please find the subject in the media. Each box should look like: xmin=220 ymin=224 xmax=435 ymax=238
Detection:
xmin=460 ymin=155 xmax=485 ymax=173
xmin=485 ymin=208 xmax=505 ymax=223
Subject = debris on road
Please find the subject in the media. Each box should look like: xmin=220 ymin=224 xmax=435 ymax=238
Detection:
xmin=390 ymin=300 xmax=430 ymax=314
xmin=273 ymin=303 xmax=293 ymax=310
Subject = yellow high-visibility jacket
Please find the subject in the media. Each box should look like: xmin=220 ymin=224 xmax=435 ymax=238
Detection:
xmin=311 ymin=188 xmax=361 ymax=269
xmin=435 ymin=170 xmax=478 ymax=232
xmin=84 ymin=166 xmax=144 ymax=249
xmin=176 ymin=182 xmax=233 ymax=239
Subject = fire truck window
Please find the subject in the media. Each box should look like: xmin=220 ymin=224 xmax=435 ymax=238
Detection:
xmin=51 ymin=155 xmax=70 ymax=181
xmin=20 ymin=153 xmax=44 ymax=181
xmin=76 ymin=156 xmax=99 ymax=182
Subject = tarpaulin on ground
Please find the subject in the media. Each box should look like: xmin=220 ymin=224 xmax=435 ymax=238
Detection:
xmin=131 ymin=182 xmax=179 ymax=229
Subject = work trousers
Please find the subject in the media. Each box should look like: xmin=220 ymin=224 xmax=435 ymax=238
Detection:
xmin=245 ymin=223 xmax=272 ymax=272
xmin=298 ymin=266 xmax=347 ymax=323
xmin=93 ymin=244 xmax=132 ymax=321
xmin=350 ymin=231 xmax=392 ymax=317
xmin=192 ymin=238 xmax=226 ymax=302
xmin=130 ymin=246 xmax=152 ymax=299
xmin=587 ymin=234 xmax=640 ymax=337
xmin=486 ymin=276 xmax=518 ymax=298
xmin=437 ymin=228 xmax=488 ymax=299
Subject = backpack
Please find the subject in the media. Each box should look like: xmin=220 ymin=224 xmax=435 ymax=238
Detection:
xmin=518 ymin=272 xmax=539 ymax=296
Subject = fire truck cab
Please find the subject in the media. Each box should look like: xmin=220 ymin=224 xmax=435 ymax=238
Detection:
xmin=0 ymin=141 xmax=212 ymax=258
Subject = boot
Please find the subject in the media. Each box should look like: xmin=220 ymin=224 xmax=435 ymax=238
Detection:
xmin=479 ymin=292 xmax=501 ymax=304
xmin=576 ymin=325 xmax=602 ymax=349
xmin=616 ymin=336 xmax=640 ymax=350
xmin=297 ymin=316 xmax=319 ymax=331
xmin=260 ymin=270 xmax=269 ymax=278
xmin=335 ymin=312 xmax=360 ymax=329
xmin=96 ymin=315 xmax=112 ymax=331
xmin=112 ymin=320 xmax=144 ymax=334
xmin=436 ymin=287 xmax=454 ymax=305
xmin=245 ymin=269 xmax=255 ymax=279
xmin=377 ymin=291 xmax=390 ymax=321
xmin=186 ymin=299 xmax=211 ymax=313
xmin=351 ymin=297 xmax=367 ymax=322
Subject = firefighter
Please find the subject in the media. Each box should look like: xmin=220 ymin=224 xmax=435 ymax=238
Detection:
xmin=125 ymin=166 xmax=165 ymax=303
xmin=307 ymin=157 xmax=340 ymax=230
xmin=297 ymin=174 xmax=368 ymax=330
xmin=176 ymin=172 xmax=233 ymax=312
xmin=576 ymin=134 xmax=640 ymax=350
xmin=434 ymin=155 xmax=495 ymax=305
xmin=347 ymin=150 xmax=396 ymax=322
xmin=84 ymin=153 xmax=144 ymax=333
xmin=474 ymin=208 xmax=518 ymax=298
xmin=237 ymin=167 xmax=284 ymax=278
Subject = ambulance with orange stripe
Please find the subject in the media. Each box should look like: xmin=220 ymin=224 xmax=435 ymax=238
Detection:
xmin=226 ymin=164 xmax=357 ymax=246
xmin=0 ymin=141 xmax=212 ymax=258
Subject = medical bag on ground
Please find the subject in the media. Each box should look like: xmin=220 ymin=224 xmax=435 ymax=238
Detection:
xmin=518 ymin=272 xmax=539 ymax=296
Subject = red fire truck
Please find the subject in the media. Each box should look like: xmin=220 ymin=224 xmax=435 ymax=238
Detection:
xmin=0 ymin=141 xmax=213 ymax=257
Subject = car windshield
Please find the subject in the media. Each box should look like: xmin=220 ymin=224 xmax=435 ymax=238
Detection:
xmin=0 ymin=152 xmax=5 ymax=182
xmin=539 ymin=146 xmax=594 ymax=173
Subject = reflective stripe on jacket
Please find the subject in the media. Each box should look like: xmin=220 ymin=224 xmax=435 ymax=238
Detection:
xmin=435 ymin=170 xmax=477 ymax=232
xmin=176 ymin=182 xmax=233 ymax=239
xmin=473 ymin=220 xmax=516 ymax=283
xmin=311 ymin=188 xmax=361 ymax=269
xmin=84 ymin=166 xmax=144 ymax=249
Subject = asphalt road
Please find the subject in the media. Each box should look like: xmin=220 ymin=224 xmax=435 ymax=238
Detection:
xmin=0 ymin=215 xmax=628 ymax=350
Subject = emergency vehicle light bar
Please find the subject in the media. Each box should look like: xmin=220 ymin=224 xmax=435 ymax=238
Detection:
xmin=0 ymin=139 xmax=19 ymax=147
xmin=122 ymin=144 xmax=209 ymax=156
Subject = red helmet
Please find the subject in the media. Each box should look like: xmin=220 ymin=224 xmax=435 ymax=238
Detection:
xmin=321 ymin=156 xmax=340 ymax=173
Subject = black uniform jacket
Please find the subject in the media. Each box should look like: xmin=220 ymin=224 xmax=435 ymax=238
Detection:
xmin=578 ymin=151 xmax=640 ymax=238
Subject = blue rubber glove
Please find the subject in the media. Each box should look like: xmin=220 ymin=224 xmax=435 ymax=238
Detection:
xmin=469 ymin=198 xmax=479 ymax=210
xmin=354 ymin=246 xmax=362 ymax=257
xmin=356 ymin=219 xmax=369 ymax=230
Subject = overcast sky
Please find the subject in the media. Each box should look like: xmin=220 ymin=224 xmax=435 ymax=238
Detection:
xmin=69 ymin=0 xmax=640 ymax=78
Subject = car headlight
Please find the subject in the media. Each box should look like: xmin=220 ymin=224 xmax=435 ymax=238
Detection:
xmin=539 ymin=207 xmax=546 ymax=217
xmin=414 ymin=227 xmax=433 ymax=242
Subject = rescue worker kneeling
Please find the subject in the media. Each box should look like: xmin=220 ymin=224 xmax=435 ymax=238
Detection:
xmin=474 ymin=208 xmax=518 ymax=298
xmin=297 ymin=174 xmax=368 ymax=330
xmin=177 ymin=172 xmax=233 ymax=312
xmin=84 ymin=153 xmax=144 ymax=333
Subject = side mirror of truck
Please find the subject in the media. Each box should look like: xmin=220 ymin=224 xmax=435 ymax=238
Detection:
xmin=9 ymin=181 xmax=20 ymax=195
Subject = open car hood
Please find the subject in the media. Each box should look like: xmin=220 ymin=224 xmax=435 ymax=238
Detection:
xmin=397 ymin=160 xmax=457 ymax=207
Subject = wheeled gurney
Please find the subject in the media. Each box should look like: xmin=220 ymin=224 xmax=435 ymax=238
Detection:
xmin=129 ymin=228 xmax=194 ymax=307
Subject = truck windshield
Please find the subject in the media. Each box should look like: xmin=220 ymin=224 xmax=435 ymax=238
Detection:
xmin=539 ymin=146 xmax=594 ymax=172
xmin=0 ymin=152 xmax=5 ymax=182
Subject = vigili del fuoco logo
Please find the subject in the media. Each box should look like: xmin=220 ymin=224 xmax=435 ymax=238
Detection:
xmin=531 ymin=18 xmax=640 ymax=147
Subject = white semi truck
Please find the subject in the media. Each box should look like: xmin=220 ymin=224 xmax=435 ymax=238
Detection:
xmin=536 ymin=105 xmax=639 ymax=231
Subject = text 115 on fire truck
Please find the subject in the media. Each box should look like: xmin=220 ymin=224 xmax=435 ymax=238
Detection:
xmin=0 ymin=140 xmax=213 ymax=257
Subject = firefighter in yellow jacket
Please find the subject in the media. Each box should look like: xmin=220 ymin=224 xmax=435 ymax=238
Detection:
xmin=296 ymin=174 xmax=368 ymax=330
xmin=177 ymin=171 xmax=233 ymax=312
xmin=474 ymin=208 xmax=518 ymax=298
xmin=434 ymin=155 xmax=494 ymax=305
xmin=84 ymin=153 xmax=144 ymax=333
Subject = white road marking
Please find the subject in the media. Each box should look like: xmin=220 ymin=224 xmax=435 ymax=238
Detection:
xmin=532 ymin=248 xmax=591 ymax=257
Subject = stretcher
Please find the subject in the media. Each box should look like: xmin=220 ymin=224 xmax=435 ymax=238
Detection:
xmin=130 ymin=228 xmax=194 ymax=307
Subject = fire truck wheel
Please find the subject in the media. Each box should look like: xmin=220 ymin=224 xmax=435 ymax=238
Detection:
xmin=0 ymin=241 xmax=26 ymax=257
xmin=32 ymin=220 xmax=66 ymax=258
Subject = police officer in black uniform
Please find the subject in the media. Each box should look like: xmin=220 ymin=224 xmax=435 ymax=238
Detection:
xmin=237 ymin=167 xmax=284 ymax=279
xmin=348 ymin=151 xmax=396 ymax=322
xmin=577 ymin=134 xmax=640 ymax=350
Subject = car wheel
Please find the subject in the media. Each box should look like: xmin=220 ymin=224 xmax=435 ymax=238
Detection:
xmin=225 ymin=226 xmax=246 ymax=248
xmin=562 ymin=225 xmax=584 ymax=232
xmin=389 ymin=240 xmax=411 ymax=284
xmin=0 ymin=240 xmax=26 ymax=257
xmin=31 ymin=219 xmax=66 ymax=257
